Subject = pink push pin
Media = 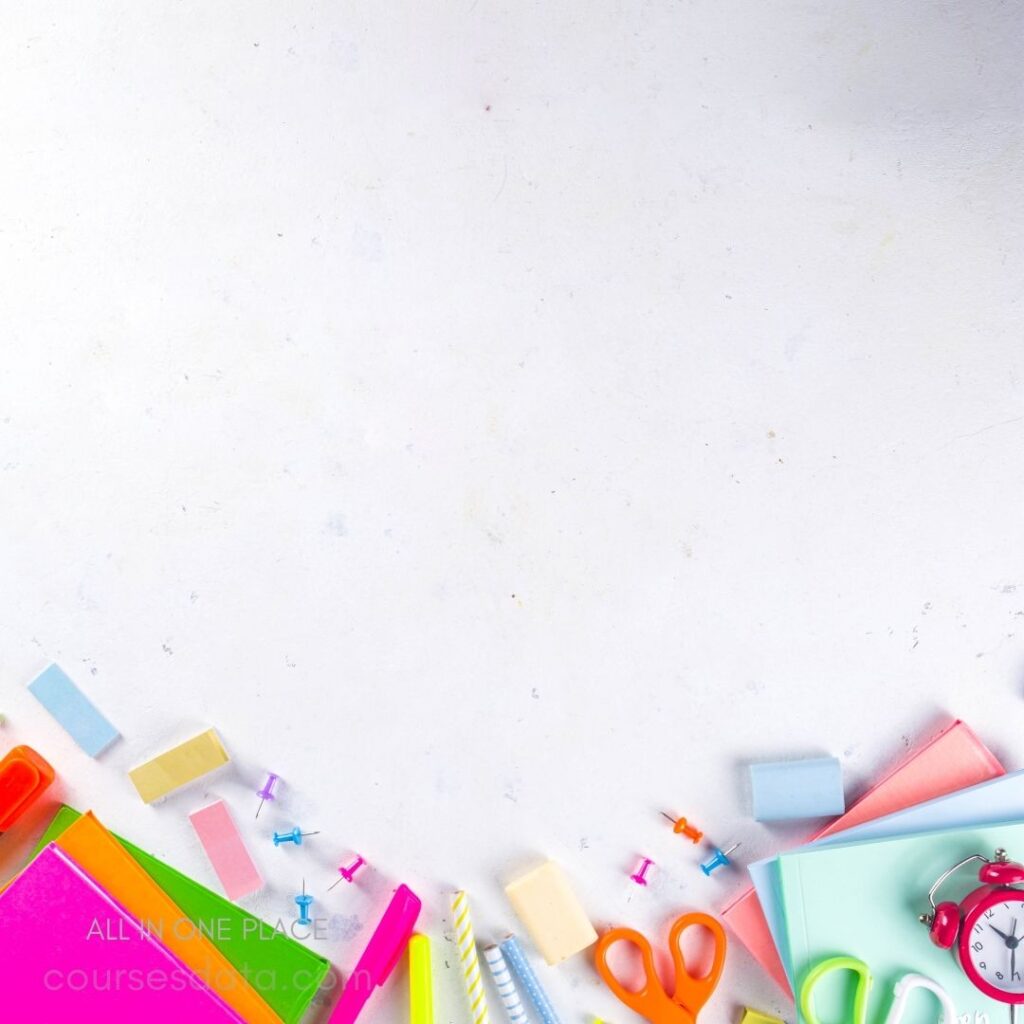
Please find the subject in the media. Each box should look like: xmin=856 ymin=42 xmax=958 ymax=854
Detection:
xmin=630 ymin=856 xmax=655 ymax=886
xmin=256 ymin=772 xmax=279 ymax=819
xmin=328 ymin=854 xmax=367 ymax=890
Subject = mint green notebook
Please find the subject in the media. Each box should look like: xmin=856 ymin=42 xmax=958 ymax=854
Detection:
xmin=32 ymin=805 xmax=330 ymax=1024
xmin=778 ymin=818 xmax=1024 ymax=1024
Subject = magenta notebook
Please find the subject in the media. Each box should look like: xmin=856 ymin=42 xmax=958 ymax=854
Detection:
xmin=0 ymin=844 xmax=245 ymax=1022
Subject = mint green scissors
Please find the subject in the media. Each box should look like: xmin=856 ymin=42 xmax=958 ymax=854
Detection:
xmin=800 ymin=956 xmax=958 ymax=1024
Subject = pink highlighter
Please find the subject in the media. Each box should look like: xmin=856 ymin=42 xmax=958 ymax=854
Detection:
xmin=328 ymin=883 xmax=422 ymax=1024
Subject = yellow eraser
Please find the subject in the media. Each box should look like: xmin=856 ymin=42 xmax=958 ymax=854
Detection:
xmin=739 ymin=1009 xmax=785 ymax=1024
xmin=128 ymin=728 xmax=230 ymax=803
xmin=504 ymin=860 xmax=598 ymax=965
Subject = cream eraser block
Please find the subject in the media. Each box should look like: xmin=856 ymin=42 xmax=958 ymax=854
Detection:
xmin=504 ymin=861 xmax=597 ymax=965
xmin=129 ymin=728 xmax=230 ymax=804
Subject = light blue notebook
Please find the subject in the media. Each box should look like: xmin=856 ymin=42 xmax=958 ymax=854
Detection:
xmin=752 ymin=769 xmax=1024 ymax=985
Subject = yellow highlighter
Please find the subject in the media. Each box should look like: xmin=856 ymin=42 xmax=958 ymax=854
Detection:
xmin=409 ymin=933 xmax=434 ymax=1024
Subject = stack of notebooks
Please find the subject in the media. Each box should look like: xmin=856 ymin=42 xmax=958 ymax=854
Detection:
xmin=0 ymin=806 xmax=330 ymax=1022
xmin=726 ymin=720 xmax=1024 ymax=1024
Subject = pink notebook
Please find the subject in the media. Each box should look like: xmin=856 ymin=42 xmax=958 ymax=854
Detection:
xmin=0 ymin=844 xmax=245 ymax=1022
xmin=721 ymin=719 xmax=1004 ymax=995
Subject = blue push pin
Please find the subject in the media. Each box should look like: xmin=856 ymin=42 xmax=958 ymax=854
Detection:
xmin=295 ymin=881 xmax=313 ymax=926
xmin=701 ymin=842 xmax=740 ymax=876
xmin=273 ymin=826 xmax=320 ymax=847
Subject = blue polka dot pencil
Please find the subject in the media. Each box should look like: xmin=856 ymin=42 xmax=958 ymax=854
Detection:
xmin=483 ymin=944 xmax=529 ymax=1024
xmin=500 ymin=935 xmax=561 ymax=1024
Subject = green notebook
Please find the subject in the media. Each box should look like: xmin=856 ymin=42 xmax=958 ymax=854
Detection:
xmin=778 ymin=817 xmax=1024 ymax=1024
xmin=33 ymin=805 xmax=330 ymax=1024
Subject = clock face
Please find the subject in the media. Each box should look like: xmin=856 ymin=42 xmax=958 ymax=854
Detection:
xmin=963 ymin=894 xmax=1024 ymax=998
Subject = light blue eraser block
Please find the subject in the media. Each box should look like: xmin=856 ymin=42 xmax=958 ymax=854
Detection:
xmin=28 ymin=663 xmax=120 ymax=757
xmin=750 ymin=756 xmax=844 ymax=822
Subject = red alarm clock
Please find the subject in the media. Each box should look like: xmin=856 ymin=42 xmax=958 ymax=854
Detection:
xmin=921 ymin=848 xmax=1024 ymax=1004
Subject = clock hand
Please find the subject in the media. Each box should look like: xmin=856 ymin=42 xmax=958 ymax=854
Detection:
xmin=992 ymin=924 xmax=1013 ymax=942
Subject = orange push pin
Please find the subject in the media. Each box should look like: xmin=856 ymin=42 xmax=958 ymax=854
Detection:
xmin=661 ymin=812 xmax=704 ymax=844
xmin=0 ymin=745 xmax=55 ymax=835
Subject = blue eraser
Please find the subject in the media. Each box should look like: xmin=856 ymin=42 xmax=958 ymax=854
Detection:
xmin=750 ymin=756 xmax=844 ymax=822
xmin=28 ymin=663 xmax=120 ymax=757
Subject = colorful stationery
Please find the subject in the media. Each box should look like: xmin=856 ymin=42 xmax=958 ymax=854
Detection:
xmin=28 ymin=663 xmax=119 ymax=756
xmin=409 ymin=933 xmax=434 ymax=1024
xmin=595 ymin=911 xmax=726 ymax=1024
xmin=129 ymin=728 xmax=230 ymax=803
xmin=0 ymin=844 xmax=244 ymax=1021
xmin=739 ymin=1010 xmax=785 ymax=1024
xmin=453 ymin=889 xmax=491 ymax=1024
xmin=505 ymin=861 xmax=598 ymax=965
xmin=42 ymin=810 xmax=281 ymax=1023
xmin=777 ymin=819 xmax=1024 ymax=1024
xmin=501 ymin=935 xmax=563 ymax=1024
xmin=33 ymin=805 xmax=328 ymax=1024
xmin=800 ymin=958 xmax=958 ymax=1024
xmin=484 ymin=944 xmax=530 ymax=1024
xmin=0 ymin=744 xmax=54 ymax=832
xmin=721 ymin=719 xmax=1004 ymax=992
xmin=190 ymin=799 xmax=264 ymax=900
xmin=329 ymin=883 xmax=422 ymax=1024
xmin=750 ymin=757 xmax=844 ymax=821
xmin=752 ymin=769 xmax=1024 ymax=986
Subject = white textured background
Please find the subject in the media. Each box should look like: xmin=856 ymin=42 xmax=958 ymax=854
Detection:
xmin=2 ymin=2 xmax=1024 ymax=1022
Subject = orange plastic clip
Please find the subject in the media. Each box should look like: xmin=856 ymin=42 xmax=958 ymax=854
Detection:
xmin=0 ymin=745 xmax=55 ymax=833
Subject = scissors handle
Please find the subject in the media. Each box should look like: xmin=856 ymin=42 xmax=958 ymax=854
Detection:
xmin=595 ymin=926 xmax=671 ymax=1020
xmin=800 ymin=956 xmax=873 ymax=1024
xmin=667 ymin=913 xmax=727 ymax=1015
xmin=594 ymin=914 xmax=727 ymax=1024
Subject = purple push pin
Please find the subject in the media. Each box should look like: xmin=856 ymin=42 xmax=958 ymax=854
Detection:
xmin=630 ymin=856 xmax=654 ymax=886
xmin=328 ymin=854 xmax=367 ymax=890
xmin=256 ymin=772 xmax=279 ymax=819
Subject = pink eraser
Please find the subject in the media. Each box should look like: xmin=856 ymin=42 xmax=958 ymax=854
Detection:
xmin=189 ymin=799 xmax=264 ymax=901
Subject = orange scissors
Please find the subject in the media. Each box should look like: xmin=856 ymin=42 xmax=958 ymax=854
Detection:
xmin=594 ymin=912 xmax=727 ymax=1024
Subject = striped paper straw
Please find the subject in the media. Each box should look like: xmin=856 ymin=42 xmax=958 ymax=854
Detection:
xmin=500 ymin=935 xmax=562 ymax=1024
xmin=483 ymin=944 xmax=530 ymax=1024
xmin=452 ymin=890 xmax=490 ymax=1024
